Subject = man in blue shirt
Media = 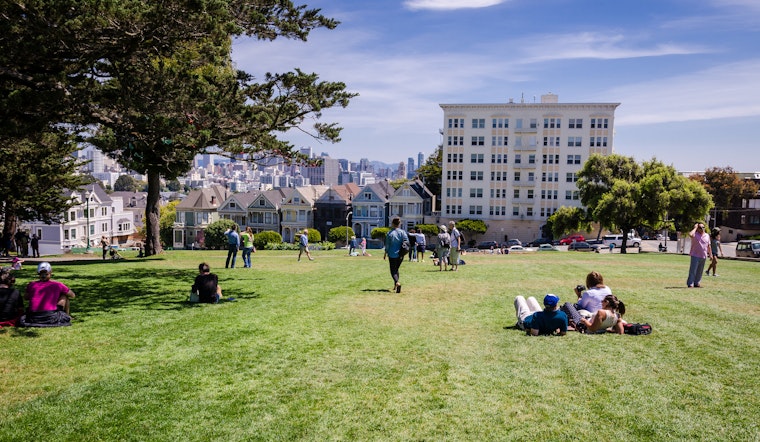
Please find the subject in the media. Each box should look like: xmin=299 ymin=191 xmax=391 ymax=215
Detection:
xmin=384 ymin=217 xmax=409 ymax=293
xmin=224 ymin=225 xmax=240 ymax=268
xmin=514 ymin=294 xmax=567 ymax=336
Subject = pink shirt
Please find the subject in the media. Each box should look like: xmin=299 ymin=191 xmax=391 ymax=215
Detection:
xmin=689 ymin=231 xmax=711 ymax=259
xmin=26 ymin=280 xmax=70 ymax=312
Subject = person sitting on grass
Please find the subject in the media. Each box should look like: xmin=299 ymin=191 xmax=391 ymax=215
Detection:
xmin=0 ymin=268 xmax=24 ymax=327
xmin=513 ymin=294 xmax=567 ymax=336
xmin=191 ymin=262 xmax=223 ymax=304
xmin=19 ymin=262 xmax=75 ymax=327
xmin=565 ymin=294 xmax=625 ymax=334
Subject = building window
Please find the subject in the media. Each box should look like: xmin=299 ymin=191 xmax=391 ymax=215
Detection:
xmin=70 ymin=228 xmax=76 ymax=239
xmin=528 ymin=172 xmax=535 ymax=182
xmin=513 ymin=189 xmax=520 ymax=198
xmin=448 ymin=118 xmax=464 ymax=128
xmin=527 ymin=189 xmax=534 ymax=199
xmin=528 ymin=154 xmax=536 ymax=164
xmin=468 ymin=205 xmax=483 ymax=215
xmin=470 ymin=154 xmax=484 ymax=163
xmin=590 ymin=118 xmax=609 ymax=129
xmin=566 ymin=172 xmax=578 ymax=183
xmin=568 ymin=118 xmax=583 ymax=129
xmin=514 ymin=171 xmax=521 ymax=182
xmin=513 ymin=206 xmax=519 ymax=216
xmin=472 ymin=118 xmax=485 ymax=129
xmin=469 ymin=188 xmax=483 ymax=198
xmin=470 ymin=171 xmax=484 ymax=181
xmin=567 ymin=155 xmax=581 ymax=164
xmin=543 ymin=118 xmax=561 ymax=129
xmin=526 ymin=207 xmax=533 ymax=216
xmin=492 ymin=118 xmax=509 ymax=128
xmin=70 ymin=211 xmax=76 ymax=221
xmin=568 ymin=136 xmax=582 ymax=147
xmin=530 ymin=118 xmax=537 ymax=129
xmin=514 ymin=154 xmax=521 ymax=164
xmin=471 ymin=136 xmax=485 ymax=146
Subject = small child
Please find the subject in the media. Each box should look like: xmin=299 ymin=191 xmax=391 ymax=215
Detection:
xmin=11 ymin=256 xmax=23 ymax=270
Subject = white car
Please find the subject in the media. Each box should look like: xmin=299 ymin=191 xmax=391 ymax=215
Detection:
xmin=603 ymin=234 xmax=641 ymax=248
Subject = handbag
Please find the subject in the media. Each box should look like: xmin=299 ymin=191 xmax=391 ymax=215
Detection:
xmin=189 ymin=290 xmax=200 ymax=303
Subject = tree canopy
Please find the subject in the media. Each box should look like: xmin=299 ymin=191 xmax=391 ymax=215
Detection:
xmin=415 ymin=147 xmax=442 ymax=211
xmin=1 ymin=1 xmax=355 ymax=256
xmin=549 ymin=154 xmax=713 ymax=252
xmin=691 ymin=167 xmax=759 ymax=225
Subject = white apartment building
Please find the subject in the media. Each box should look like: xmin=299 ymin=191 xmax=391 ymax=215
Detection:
xmin=440 ymin=93 xmax=619 ymax=242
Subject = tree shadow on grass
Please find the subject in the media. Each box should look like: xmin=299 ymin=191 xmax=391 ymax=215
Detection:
xmin=64 ymin=267 xmax=262 ymax=317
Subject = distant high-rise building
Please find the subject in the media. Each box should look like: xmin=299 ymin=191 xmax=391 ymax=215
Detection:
xmin=407 ymin=157 xmax=415 ymax=179
xmin=440 ymin=93 xmax=619 ymax=241
xmin=398 ymin=161 xmax=406 ymax=180
xmin=418 ymin=152 xmax=424 ymax=170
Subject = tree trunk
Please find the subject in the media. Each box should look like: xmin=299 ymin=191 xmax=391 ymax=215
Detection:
xmin=144 ymin=171 xmax=163 ymax=256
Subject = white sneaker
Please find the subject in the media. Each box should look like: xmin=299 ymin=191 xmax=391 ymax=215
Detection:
xmin=713 ymin=274 xmax=719 ymax=277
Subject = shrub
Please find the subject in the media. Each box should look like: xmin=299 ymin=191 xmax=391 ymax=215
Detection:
xmin=328 ymin=226 xmax=354 ymax=245
xmin=371 ymin=227 xmax=389 ymax=241
xmin=254 ymin=231 xmax=282 ymax=249
xmin=204 ymin=219 xmax=237 ymax=250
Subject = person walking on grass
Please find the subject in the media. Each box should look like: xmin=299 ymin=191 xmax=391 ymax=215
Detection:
xmin=298 ymin=229 xmax=314 ymax=261
xmin=687 ymin=222 xmax=711 ymax=288
xmin=705 ymin=228 xmax=724 ymax=277
xmin=384 ymin=217 xmax=409 ymax=293
xmin=224 ymin=225 xmax=240 ymax=268
xmin=448 ymin=221 xmax=464 ymax=271
xmin=415 ymin=230 xmax=426 ymax=263
xmin=241 ymin=227 xmax=254 ymax=268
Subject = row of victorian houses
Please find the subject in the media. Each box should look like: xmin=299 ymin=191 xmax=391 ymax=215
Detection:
xmin=18 ymin=179 xmax=435 ymax=256
xmin=173 ymin=180 xmax=435 ymax=249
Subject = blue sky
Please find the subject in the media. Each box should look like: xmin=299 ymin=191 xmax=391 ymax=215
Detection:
xmin=232 ymin=0 xmax=760 ymax=172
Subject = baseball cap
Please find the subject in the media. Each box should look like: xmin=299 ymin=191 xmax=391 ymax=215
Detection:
xmin=543 ymin=294 xmax=559 ymax=307
xmin=37 ymin=262 xmax=52 ymax=274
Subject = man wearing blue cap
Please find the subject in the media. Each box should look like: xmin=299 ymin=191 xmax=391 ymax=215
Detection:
xmin=513 ymin=294 xmax=568 ymax=336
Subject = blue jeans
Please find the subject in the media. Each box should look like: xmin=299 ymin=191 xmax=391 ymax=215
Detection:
xmin=687 ymin=255 xmax=706 ymax=287
xmin=242 ymin=247 xmax=253 ymax=268
xmin=226 ymin=244 xmax=239 ymax=268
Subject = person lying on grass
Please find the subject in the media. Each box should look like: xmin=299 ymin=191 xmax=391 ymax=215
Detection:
xmin=565 ymin=294 xmax=625 ymax=334
xmin=513 ymin=294 xmax=567 ymax=336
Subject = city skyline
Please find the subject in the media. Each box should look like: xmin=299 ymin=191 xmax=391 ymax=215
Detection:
xmin=232 ymin=0 xmax=760 ymax=172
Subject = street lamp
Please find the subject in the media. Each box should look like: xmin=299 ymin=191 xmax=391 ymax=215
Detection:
xmin=85 ymin=189 xmax=92 ymax=253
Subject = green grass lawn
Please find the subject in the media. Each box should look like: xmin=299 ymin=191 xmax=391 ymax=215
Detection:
xmin=1 ymin=249 xmax=759 ymax=441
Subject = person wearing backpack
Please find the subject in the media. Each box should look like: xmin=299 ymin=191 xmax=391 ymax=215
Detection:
xmin=436 ymin=225 xmax=450 ymax=271
xmin=384 ymin=217 xmax=409 ymax=293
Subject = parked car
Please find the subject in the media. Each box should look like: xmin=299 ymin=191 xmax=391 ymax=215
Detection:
xmin=538 ymin=244 xmax=559 ymax=251
xmin=603 ymin=234 xmax=641 ymax=248
xmin=736 ymin=240 xmax=760 ymax=258
xmin=568 ymin=241 xmax=601 ymax=252
xmin=508 ymin=245 xmax=527 ymax=252
xmin=477 ymin=241 xmax=499 ymax=250
xmin=527 ymin=238 xmax=553 ymax=247
xmin=507 ymin=239 xmax=522 ymax=247
xmin=559 ymin=234 xmax=585 ymax=245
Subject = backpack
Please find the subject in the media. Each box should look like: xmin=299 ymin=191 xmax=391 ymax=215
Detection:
xmin=624 ymin=323 xmax=652 ymax=335
xmin=399 ymin=239 xmax=411 ymax=258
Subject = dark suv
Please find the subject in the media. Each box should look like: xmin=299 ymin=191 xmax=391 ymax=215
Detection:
xmin=527 ymin=238 xmax=552 ymax=247
xmin=477 ymin=241 xmax=499 ymax=250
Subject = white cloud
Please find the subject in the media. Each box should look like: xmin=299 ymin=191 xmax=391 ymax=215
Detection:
xmin=403 ymin=0 xmax=506 ymax=11
xmin=607 ymin=59 xmax=760 ymax=125
xmin=517 ymin=32 xmax=710 ymax=63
